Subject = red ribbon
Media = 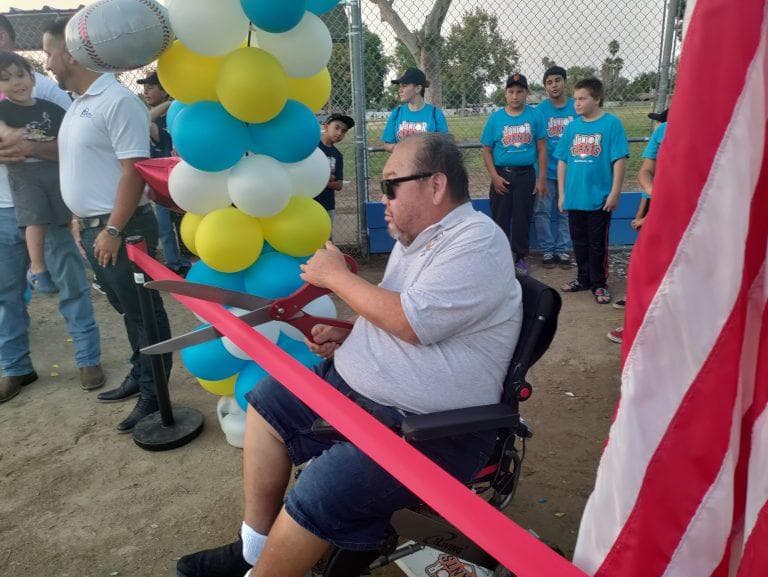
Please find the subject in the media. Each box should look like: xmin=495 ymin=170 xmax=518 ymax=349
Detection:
xmin=128 ymin=243 xmax=586 ymax=577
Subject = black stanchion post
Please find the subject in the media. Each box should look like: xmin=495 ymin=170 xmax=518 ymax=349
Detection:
xmin=126 ymin=236 xmax=204 ymax=451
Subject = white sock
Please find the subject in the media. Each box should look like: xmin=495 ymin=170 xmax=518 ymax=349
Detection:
xmin=241 ymin=522 xmax=268 ymax=566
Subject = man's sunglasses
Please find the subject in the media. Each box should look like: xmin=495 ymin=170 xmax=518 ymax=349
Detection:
xmin=380 ymin=172 xmax=434 ymax=200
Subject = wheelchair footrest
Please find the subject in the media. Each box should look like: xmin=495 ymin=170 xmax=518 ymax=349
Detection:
xmin=401 ymin=404 xmax=520 ymax=442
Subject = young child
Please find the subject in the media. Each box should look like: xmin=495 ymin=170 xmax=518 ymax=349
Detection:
xmin=316 ymin=113 xmax=355 ymax=228
xmin=555 ymin=77 xmax=628 ymax=304
xmin=480 ymin=73 xmax=547 ymax=276
xmin=0 ymin=51 xmax=69 ymax=293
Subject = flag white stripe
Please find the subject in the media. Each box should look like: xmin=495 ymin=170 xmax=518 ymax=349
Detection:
xmin=662 ymin=263 xmax=768 ymax=577
xmin=574 ymin=20 xmax=768 ymax=573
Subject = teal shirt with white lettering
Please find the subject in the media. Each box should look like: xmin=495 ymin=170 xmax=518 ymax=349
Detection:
xmin=534 ymin=98 xmax=577 ymax=179
xmin=382 ymin=104 xmax=449 ymax=144
xmin=555 ymin=113 xmax=629 ymax=211
xmin=480 ymin=105 xmax=545 ymax=167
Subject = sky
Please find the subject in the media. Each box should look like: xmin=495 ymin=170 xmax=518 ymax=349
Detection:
xmin=3 ymin=0 xmax=673 ymax=81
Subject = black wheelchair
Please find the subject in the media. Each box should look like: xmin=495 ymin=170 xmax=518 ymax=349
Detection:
xmin=313 ymin=274 xmax=562 ymax=577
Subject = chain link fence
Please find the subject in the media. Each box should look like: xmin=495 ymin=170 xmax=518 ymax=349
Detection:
xmin=6 ymin=0 xmax=682 ymax=255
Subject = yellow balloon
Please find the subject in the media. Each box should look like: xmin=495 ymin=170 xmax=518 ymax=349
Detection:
xmin=216 ymin=47 xmax=288 ymax=124
xmin=180 ymin=212 xmax=204 ymax=256
xmin=197 ymin=374 xmax=237 ymax=396
xmin=286 ymin=68 xmax=332 ymax=113
xmin=259 ymin=196 xmax=331 ymax=257
xmin=158 ymin=40 xmax=223 ymax=103
xmin=195 ymin=207 xmax=264 ymax=272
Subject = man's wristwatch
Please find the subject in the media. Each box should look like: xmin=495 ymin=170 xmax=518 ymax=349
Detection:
xmin=104 ymin=225 xmax=122 ymax=238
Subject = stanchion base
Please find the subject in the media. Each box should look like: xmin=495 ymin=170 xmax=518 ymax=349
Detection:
xmin=133 ymin=406 xmax=204 ymax=451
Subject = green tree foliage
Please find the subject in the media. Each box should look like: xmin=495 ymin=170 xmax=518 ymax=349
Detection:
xmin=441 ymin=9 xmax=519 ymax=109
xmin=328 ymin=27 xmax=391 ymax=111
xmin=601 ymin=40 xmax=625 ymax=100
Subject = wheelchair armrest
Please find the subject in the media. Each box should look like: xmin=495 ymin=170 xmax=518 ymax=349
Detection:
xmin=401 ymin=404 xmax=519 ymax=443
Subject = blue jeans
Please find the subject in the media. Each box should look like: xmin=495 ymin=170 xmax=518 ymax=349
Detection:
xmin=79 ymin=205 xmax=172 ymax=400
xmin=154 ymin=204 xmax=189 ymax=271
xmin=533 ymin=179 xmax=571 ymax=254
xmin=0 ymin=207 xmax=100 ymax=376
xmin=246 ymin=360 xmax=495 ymax=551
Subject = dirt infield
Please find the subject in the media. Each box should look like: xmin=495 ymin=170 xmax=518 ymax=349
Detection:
xmin=0 ymin=253 xmax=627 ymax=576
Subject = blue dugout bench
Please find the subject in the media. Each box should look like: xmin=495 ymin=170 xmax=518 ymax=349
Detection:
xmin=366 ymin=191 xmax=644 ymax=254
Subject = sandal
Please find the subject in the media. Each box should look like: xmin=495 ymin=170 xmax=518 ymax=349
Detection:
xmin=561 ymin=279 xmax=589 ymax=293
xmin=594 ymin=287 xmax=612 ymax=304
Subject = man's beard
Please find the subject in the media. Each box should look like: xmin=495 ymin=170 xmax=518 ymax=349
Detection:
xmin=387 ymin=222 xmax=413 ymax=247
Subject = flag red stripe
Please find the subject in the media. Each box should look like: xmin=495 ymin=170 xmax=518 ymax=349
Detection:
xmin=595 ymin=179 xmax=768 ymax=577
xmin=622 ymin=0 xmax=765 ymax=359
xmin=737 ymin=502 xmax=768 ymax=576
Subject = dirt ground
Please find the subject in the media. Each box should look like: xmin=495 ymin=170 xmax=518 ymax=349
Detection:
xmin=0 ymin=251 xmax=629 ymax=577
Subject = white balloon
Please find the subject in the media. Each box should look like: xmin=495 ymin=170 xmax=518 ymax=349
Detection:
xmin=217 ymin=396 xmax=246 ymax=448
xmin=278 ymin=295 xmax=338 ymax=341
xmin=169 ymin=160 xmax=233 ymax=215
xmin=252 ymin=13 xmax=332 ymax=78
xmin=223 ymin=308 xmax=281 ymax=360
xmin=284 ymin=148 xmax=331 ymax=198
xmin=166 ymin=0 xmax=249 ymax=56
xmin=228 ymin=155 xmax=292 ymax=218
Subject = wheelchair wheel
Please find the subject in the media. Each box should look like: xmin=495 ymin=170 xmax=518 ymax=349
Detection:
xmin=492 ymin=564 xmax=516 ymax=577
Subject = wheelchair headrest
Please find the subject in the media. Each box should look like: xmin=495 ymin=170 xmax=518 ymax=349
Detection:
xmin=511 ymin=274 xmax=562 ymax=370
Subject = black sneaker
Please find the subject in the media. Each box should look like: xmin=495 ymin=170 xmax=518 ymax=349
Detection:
xmin=97 ymin=375 xmax=140 ymax=403
xmin=556 ymin=253 xmax=572 ymax=269
xmin=116 ymin=396 xmax=158 ymax=434
xmin=542 ymin=253 xmax=556 ymax=269
xmin=176 ymin=538 xmax=251 ymax=577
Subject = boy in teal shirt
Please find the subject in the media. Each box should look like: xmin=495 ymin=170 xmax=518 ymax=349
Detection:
xmin=481 ymin=73 xmax=547 ymax=275
xmin=555 ymin=77 xmax=628 ymax=304
xmin=534 ymin=65 xmax=576 ymax=269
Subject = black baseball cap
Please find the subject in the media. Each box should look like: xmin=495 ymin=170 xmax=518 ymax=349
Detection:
xmin=648 ymin=108 xmax=669 ymax=123
xmin=392 ymin=67 xmax=430 ymax=88
xmin=325 ymin=113 xmax=355 ymax=129
xmin=137 ymin=70 xmax=161 ymax=86
xmin=506 ymin=73 xmax=529 ymax=90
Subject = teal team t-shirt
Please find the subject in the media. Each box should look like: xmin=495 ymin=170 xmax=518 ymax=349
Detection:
xmin=534 ymin=98 xmax=577 ymax=180
xmin=640 ymin=122 xmax=667 ymax=198
xmin=480 ymin=105 xmax=545 ymax=167
xmin=555 ymin=113 xmax=629 ymax=211
xmin=382 ymin=103 xmax=449 ymax=143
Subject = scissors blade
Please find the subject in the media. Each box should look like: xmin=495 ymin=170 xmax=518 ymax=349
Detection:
xmin=140 ymin=307 xmax=274 ymax=355
xmin=145 ymin=280 xmax=272 ymax=311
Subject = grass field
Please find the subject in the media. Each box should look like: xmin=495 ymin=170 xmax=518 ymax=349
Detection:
xmin=336 ymin=102 xmax=655 ymax=199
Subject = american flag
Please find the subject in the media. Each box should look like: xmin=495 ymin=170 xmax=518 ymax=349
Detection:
xmin=573 ymin=0 xmax=768 ymax=575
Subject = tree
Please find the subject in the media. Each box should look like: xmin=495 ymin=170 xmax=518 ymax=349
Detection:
xmin=565 ymin=65 xmax=597 ymax=92
xmin=601 ymin=39 xmax=625 ymax=100
xmin=441 ymin=9 xmax=519 ymax=109
xmin=627 ymin=71 xmax=658 ymax=97
xmin=541 ymin=56 xmax=556 ymax=71
xmin=370 ymin=0 xmax=452 ymax=105
xmin=327 ymin=27 xmax=390 ymax=111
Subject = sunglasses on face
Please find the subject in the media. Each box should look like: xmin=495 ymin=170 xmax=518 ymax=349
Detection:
xmin=380 ymin=172 xmax=434 ymax=200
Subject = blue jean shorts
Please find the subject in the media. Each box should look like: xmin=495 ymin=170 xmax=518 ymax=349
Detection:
xmin=246 ymin=360 xmax=496 ymax=551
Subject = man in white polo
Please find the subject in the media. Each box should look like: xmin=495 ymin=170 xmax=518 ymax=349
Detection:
xmin=42 ymin=18 xmax=172 ymax=433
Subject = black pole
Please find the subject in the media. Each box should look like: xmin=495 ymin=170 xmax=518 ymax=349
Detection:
xmin=125 ymin=236 xmax=204 ymax=451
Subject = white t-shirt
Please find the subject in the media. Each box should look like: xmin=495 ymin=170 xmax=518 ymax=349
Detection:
xmin=335 ymin=203 xmax=523 ymax=414
xmin=0 ymin=73 xmax=72 ymax=208
xmin=59 ymin=74 xmax=150 ymax=217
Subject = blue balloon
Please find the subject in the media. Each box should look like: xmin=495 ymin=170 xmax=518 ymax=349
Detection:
xmin=277 ymin=333 xmax=322 ymax=369
xmin=180 ymin=327 xmax=247 ymax=381
xmin=248 ymin=100 xmax=320 ymax=163
xmin=166 ymin=100 xmax=187 ymax=132
xmin=234 ymin=362 xmax=269 ymax=410
xmin=306 ymin=0 xmax=339 ymax=15
xmin=241 ymin=0 xmax=306 ymax=33
xmin=243 ymin=252 xmax=304 ymax=299
xmin=23 ymin=286 xmax=32 ymax=304
xmin=262 ymin=241 xmax=276 ymax=254
xmin=171 ymin=101 xmax=248 ymax=171
xmin=187 ymin=261 xmax=246 ymax=292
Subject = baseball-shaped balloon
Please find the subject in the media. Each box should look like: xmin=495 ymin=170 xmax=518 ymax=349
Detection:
xmin=65 ymin=0 xmax=173 ymax=73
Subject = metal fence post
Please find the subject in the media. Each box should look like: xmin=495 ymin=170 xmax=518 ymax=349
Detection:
xmin=347 ymin=0 xmax=370 ymax=260
xmin=655 ymin=0 xmax=680 ymax=114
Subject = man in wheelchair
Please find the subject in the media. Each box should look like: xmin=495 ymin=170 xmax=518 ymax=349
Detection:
xmin=178 ymin=133 xmax=524 ymax=577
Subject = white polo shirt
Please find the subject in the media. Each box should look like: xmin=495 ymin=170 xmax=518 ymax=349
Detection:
xmin=0 ymin=73 xmax=72 ymax=209
xmin=59 ymin=74 xmax=150 ymax=217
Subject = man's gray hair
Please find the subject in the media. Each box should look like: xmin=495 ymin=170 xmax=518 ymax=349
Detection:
xmin=409 ymin=133 xmax=470 ymax=203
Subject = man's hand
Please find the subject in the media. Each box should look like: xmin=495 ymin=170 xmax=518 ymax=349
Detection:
xmin=534 ymin=177 xmax=548 ymax=198
xmin=0 ymin=126 xmax=27 ymax=164
xmin=299 ymin=242 xmax=350 ymax=289
xmin=631 ymin=216 xmax=645 ymax=230
xmin=491 ymin=173 xmax=509 ymax=194
xmin=603 ymin=192 xmax=620 ymax=212
xmin=93 ymin=229 xmax=122 ymax=267
xmin=70 ymin=219 xmax=87 ymax=259
xmin=558 ymin=196 xmax=565 ymax=213
xmin=305 ymin=324 xmax=351 ymax=358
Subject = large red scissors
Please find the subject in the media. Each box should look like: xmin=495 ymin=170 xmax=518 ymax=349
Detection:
xmin=140 ymin=255 xmax=357 ymax=355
